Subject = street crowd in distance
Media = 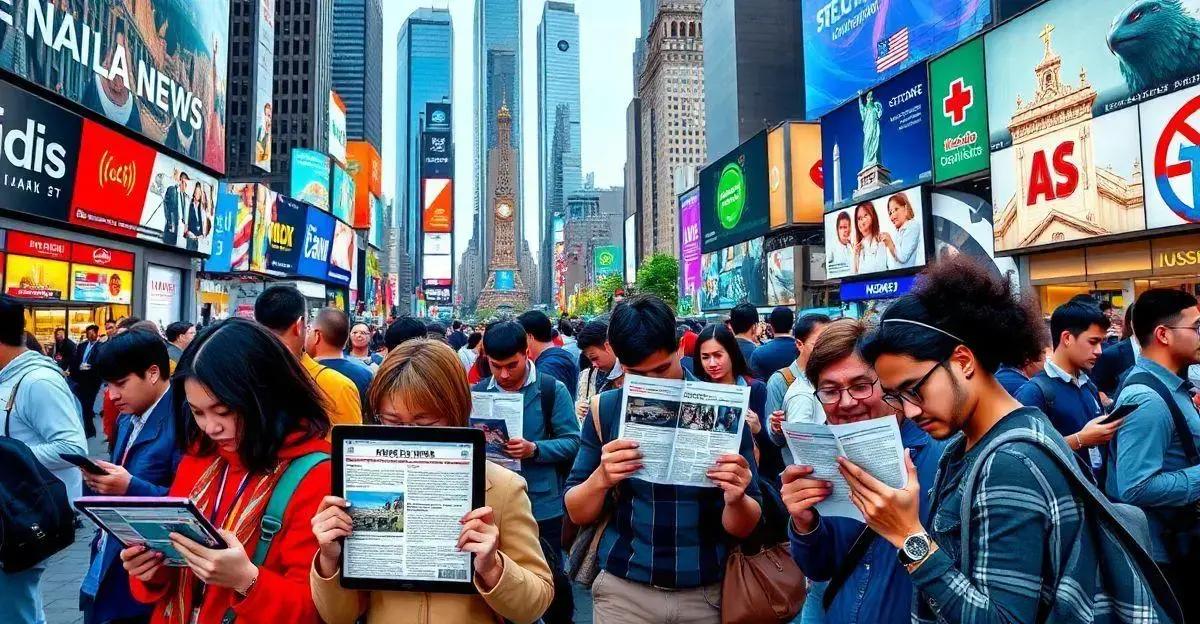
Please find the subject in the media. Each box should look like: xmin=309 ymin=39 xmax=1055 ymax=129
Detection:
xmin=2 ymin=253 xmax=1198 ymax=624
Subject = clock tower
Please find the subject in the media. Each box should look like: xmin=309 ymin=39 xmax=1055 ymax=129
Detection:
xmin=476 ymin=101 xmax=530 ymax=310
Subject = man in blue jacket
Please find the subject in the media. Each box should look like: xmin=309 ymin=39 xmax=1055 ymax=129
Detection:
xmin=473 ymin=320 xmax=580 ymax=549
xmin=518 ymin=310 xmax=580 ymax=400
xmin=78 ymin=328 xmax=181 ymax=624
xmin=749 ymin=306 xmax=801 ymax=380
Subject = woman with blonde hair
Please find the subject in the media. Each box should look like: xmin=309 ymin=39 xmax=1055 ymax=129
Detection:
xmin=880 ymin=191 xmax=921 ymax=269
xmin=309 ymin=339 xmax=554 ymax=624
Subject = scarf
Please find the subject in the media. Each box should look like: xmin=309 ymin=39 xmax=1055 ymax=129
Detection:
xmin=163 ymin=455 xmax=290 ymax=624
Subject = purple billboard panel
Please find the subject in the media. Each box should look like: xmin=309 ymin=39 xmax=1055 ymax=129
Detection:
xmin=679 ymin=188 xmax=702 ymax=313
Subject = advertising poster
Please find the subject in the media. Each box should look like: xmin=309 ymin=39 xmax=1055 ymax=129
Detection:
xmin=594 ymin=245 xmax=622 ymax=277
xmin=423 ymin=254 xmax=452 ymax=281
xmin=700 ymin=237 xmax=766 ymax=311
xmin=371 ymin=195 xmax=386 ymax=250
xmin=330 ymin=164 xmax=355 ymax=224
xmin=206 ymin=184 xmax=239 ymax=273
xmin=931 ymin=189 xmax=1019 ymax=286
xmin=768 ymin=127 xmax=787 ymax=228
xmin=822 ymin=65 xmax=932 ymax=211
xmin=290 ymin=149 xmax=331 ymax=211
xmin=423 ymin=132 xmax=452 ymax=178
xmin=265 ymin=196 xmax=306 ymax=276
xmin=253 ymin=0 xmax=275 ymax=172
xmin=766 ymin=243 xmax=797 ymax=307
xmin=424 ymin=233 xmax=452 ymax=255
xmin=624 ymin=216 xmax=637 ymax=283
xmin=803 ymin=0 xmax=989 ymax=119
xmin=70 ymin=256 xmax=133 ymax=305
xmin=141 ymin=153 xmax=218 ymax=254
xmin=423 ymin=179 xmax=453 ymax=233
xmin=495 ymin=270 xmax=515 ymax=291
xmin=678 ymin=188 xmax=702 ymax=309
xmin=347 ymin=142 xmax=382 ymax=228
xmin=297 ymin=206 xmax=334 ymax=281
xmin=424 ymin=279 xmax=452 ymax=305
xmin=0 ymin=79 xmax=82 ymax=222
xmin=329 ymin=93 xmax=348 ymax=165
xmin=700 ymin=132 xmax=769 ymax=252
xmin=1141 ymin=85 xmax=1200 ymax=230
xmin=328 ymin=220 xmax=355 ymax=285
xmin=145 ymin=265 xmax=182 ymax=329
xmin=0 ymin=0 xmax=231 ymax=172
xmin=226 ymin=183 xmax=258 ymax=272
xmin=983 ymin=0 xmax=1199 ymax=250
xmin=4 ymin=231 xmax=70 ymax=300
xmin=789 ymin=123 xmax=824 ymax=225
xmin=70 ymin=121 xmax=156 ymax=234
xmin=930 ymin=37 xmax=989 ymax=182
xmin=250 ymin=186 xmax=277 ymax=273
xmin=825 ymin=185 xmax=927 ymax=280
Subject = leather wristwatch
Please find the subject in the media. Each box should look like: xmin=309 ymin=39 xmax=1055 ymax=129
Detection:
xmin=897 ymin=532 xmax=932 ymax=566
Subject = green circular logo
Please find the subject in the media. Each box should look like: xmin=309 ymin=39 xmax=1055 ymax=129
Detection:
xmin=599 ymin=250 xmax=615 ymax=266
xmin=716 ymin=162 xmax=746 ymax=230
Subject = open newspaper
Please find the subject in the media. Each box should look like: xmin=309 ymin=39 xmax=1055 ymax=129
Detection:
xmin=469 ymin=393 xmax=524 ymax=470
xmin=341 ymin=439 xmax=474 ymax=583
xmin=781 ymin=418 xmax=907 ymax=521
xmin=617 ymin=374 xmax=749 ymax=487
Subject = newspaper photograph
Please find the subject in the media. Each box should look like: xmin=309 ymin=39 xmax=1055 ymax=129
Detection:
xmin=617 ymin=374 xmax=749 ymax=487
xmin=470 ymin=393 xmax=524 ymax=470
xmin=781 ymin=417 xmax=906 ymax=521
xmin=340 ymin=438 xmax=475 ymax=583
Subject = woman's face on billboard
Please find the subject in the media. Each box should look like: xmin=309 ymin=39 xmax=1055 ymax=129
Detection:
xmin=856 ymin=206 xmax=874 ymax=238
xmin=837 ymin=216 xmax=851 ymax=244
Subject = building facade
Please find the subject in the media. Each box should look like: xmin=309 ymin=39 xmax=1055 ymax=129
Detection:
xmin=477 ymin=104 xmax=531 ymax=310
xmin=701 ymin=0 xmax=804 ymax=159
xmin=333 ymin=0 xmax=384 ymax=149
xmin=225 ymin=0 xmax=333 ymax=191
xmin=638 ymin=1 xmax=706 ymax=257
xmin=562 ymin=185 xmax=626 ymax=300
xmin=537 ymin=1 xmax=582 ymax=306
xmin=396 ymin=8 xmax=453 ymax=311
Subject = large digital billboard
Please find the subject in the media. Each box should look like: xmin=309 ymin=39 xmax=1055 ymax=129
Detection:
xmin=329 ymin=93 xmax=347 ymax=166
xmin=700 ymin=236 xmax=766 ymax=310
xmin=0 ymin=78 xmax=81 ymax=222
xmin=422 ymin=132 xmax=452 ymax=178
xmin=297 ymin=206 xmax=334 ymax=281
xmin=330 ymin=163 xmax=355 ymax=224
xmin=1143 ymin=86 xmax=1200 ymax=230
xmin=207 ymin=183 xmax=241 ymax=273
xmin=265 ymin=196 xmax=306 ymax=276
xmin=678 ymin=187 xmax=702 ymax=312
xmin=346 ymin=141 xmax=381 ymax=228
xmin=931 ymin=188 xmax=1018 ymax=284
xmin=423 ymin=179 xmax=453 ymax=233
xmin=328 ymin=220 xmax=355 ymax=285
xmin=930 ymin=37 xmax=989 ymax=182
xmin=594 ymin=245 xmax=622 ymax=278
xmin=822 ymin=65 xmax=931 ymax=211
xmin=69 ymin=243 xmax=134 ymax=305
xmin=789 ymin=123 xmax=824 ymax=225
xmin=253 ymin=0 xmax=274 ymax=172
xmin=825 ymin=185 xmax=927 ymax=279
xmin=0 ymin=0 xmax=231 ymax=172
xmin=700 ymin=132 xmax=769 ymax=253
xmin=803 ymin=0 xmax=989 ymax=119
xmin=290 ymin=149 xmax=331 ymax=211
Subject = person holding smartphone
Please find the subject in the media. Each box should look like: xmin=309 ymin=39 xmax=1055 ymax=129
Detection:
xmin=309 ymin=339 xmax=554 ymax=624
xmin=119 ymin=318 xmax=331 ymax=624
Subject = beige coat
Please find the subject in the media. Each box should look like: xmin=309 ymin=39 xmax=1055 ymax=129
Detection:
xmin=311 ymin=462 xmax=554 ymax=624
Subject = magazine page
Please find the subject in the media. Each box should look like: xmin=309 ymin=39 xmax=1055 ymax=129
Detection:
xmin=340 ymin=439 xmax=475 ymax=582
xmin=469 ymin=392 xmax=524 ymax=470
xmin=832 ymin=417 xmax=907 ymax=490
xmin=666 ymin=380 xmax=750 ymax=487
xmin=781 ymin=417 xmax=906 ymax=521
xmin=616 ymin=375 xmax=685 ymax=484
xmin=76 ymin=498 xmax=224 ymax=567
xmin=781 ymin=422 xmax=861 ymax=520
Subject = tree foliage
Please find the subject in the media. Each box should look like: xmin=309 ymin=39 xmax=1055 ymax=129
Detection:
xmin=635 ymin=254 xmax=679 ymax=309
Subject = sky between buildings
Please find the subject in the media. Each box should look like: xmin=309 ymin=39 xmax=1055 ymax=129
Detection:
xmin=380 ymin=0 xmax=640 ymax=262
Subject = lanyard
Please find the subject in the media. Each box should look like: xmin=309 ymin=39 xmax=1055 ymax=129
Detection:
xmin=208 ymin=466 xmax=252 ymax=530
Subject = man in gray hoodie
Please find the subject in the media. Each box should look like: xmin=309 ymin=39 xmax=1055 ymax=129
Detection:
xmin=0 ymin=296 xmax=87 ymax=624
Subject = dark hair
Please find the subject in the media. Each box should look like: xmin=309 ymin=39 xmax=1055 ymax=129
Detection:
xmin=452 ymin=320 xmax=463 ymax=330
xmin=86 ymin=324 xmax=100 ymax=334
xmin=482 ymin=321 xmax=528 ymax=360
xmin=517 ymin=310 xmax=554 ymax=342
xmin=1049 ymin=300 xmax=1110 ymax=349
xmin=385 ymin=317 xmax=427 ymax=350
xmin=1099 ymin=301 xmax=1114 ymax=313
xmin=173 ymin=318 xmax=329 ymax=473
xmin=729 ymin=303 xmax=759 ymax=334
xmin=466 ymin=331 xmax=483 ymax=349
xmin=116 ymin=316 xmax=143 ymax=331
xmin=23 ymin=332 xmax=41 ymax=353
xmin=608 ymin=294 xmax=678 ymax=366
xmin=692 ymin=325 xmax=749 ymax=381
xmin=0 ymin=296 xmax=26 ymax=347
xmin=769 ymin=306 xmax=795 ymax=334
xmin=254 ymin=285 xmax=305 ymax=331
xmin=1068 ymin=294 xmax=1099 ymax=307
xmin=1132 ymin=289 xmax=1199 ymax=347
xmin=860 ymin=255 xmax=1044 ymax=375
xmin=315 ymin=307 xmax=350 ymax=348
xmin=165 ymin=321 xmax=194 ymax=343
xmin=558 ymin=317 xmax=575 ymax=338
xmin=577 ymin=320 xmax=609 ymax=351
xmin=1122 ymin=303 xmax=1135 ymax=341
xmin=97 ymin=329 xmax=170 ymax=382
xmin=794 ymin=313 xmax=832 ymax=343
xmin=426 ymin=321 xmax=446 ymax=335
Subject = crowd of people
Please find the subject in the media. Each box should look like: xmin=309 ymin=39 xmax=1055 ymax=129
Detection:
xmin=2 ymin=255 xmax=1198 ymax=623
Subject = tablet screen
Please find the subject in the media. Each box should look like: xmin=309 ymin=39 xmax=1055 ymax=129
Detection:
xmin=339 ymin=437 xmax=477 ymax=584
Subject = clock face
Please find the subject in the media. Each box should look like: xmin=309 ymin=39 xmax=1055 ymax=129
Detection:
xmin=497 ymin=202 xmax=513 ymax=219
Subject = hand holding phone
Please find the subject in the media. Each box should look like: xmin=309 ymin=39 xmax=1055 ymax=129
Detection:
xmin=60 ymin=453 xmax=109 ymax=475
xmin=1101 ymin=403 xmax=1135 ymax=425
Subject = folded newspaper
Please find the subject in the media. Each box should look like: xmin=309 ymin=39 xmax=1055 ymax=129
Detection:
xmin=470 ymin=393 xmax=524 ymax=470
xmin=781 ymin=418 xmax=907 ymax=522
xmin=617 ymin=374 xmax=749 ymax=488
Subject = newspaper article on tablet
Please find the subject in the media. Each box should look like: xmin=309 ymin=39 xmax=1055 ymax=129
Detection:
xmin=780 ymin=418 xmax=907 ymax=521
xmin=469 ymin=393 xmax=524 ymax=470
xmin=340 ymin=440 xmax=475 ymax=582
xmin=616 ymin=374 xmax=750 ymax=487
xmin=75 ymin=498 xmax=225 ymax=567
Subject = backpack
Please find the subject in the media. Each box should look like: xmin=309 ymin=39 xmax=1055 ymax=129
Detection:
xmin=0 ymin=374 xmax=76 ymax=572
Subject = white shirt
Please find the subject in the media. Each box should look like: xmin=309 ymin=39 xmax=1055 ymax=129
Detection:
xmin=856 ymin=237 xmax=890 ymax=274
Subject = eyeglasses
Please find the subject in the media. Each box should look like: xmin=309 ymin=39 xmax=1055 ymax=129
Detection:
xmin=1165 ymin=325 xmax=1200 ymax=336
xmin=815 ymin=380 xmax=878 ymax=405
xmin=881 ymin=359 xmax=946 ymax=410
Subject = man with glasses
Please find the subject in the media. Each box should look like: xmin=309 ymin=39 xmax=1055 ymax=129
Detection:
xmin=780 ymin=319 xmax=948 ymax=624
xmin=1107 ymin=288 xmax=1200 ymax=618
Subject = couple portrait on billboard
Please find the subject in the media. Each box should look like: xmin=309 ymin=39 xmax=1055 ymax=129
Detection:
xmin=151 ymin=168 xmax=215 ymax=252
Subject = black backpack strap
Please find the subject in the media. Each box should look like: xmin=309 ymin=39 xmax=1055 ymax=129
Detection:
xmin=822 ymin=525 xmax=878 ymax=611
xmin=3 ymin=372 xmax=32 ymax=438
xmin=540 ymin=374 xmax=556 ymax=435
xmin=1029 ymin=375 xmax=1057 ymax=414
xmin=1124 ymin=372 xmax=1200 ymax=465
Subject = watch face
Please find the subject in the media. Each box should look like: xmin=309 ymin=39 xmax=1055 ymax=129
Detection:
xmin=903 ymin=534 xmax=931 ymax=561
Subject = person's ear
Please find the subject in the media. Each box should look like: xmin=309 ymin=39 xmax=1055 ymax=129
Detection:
xmin=950 ymin=344 xmax=976 ymax=380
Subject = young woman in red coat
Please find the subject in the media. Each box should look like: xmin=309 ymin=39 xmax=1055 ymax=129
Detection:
xmin=119 ymin=318 xmax=331 ymax=624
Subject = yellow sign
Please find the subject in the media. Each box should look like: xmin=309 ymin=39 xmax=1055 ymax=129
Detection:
xmin=768 ymin=126 xmax=787 ymax=228
xmin=5 ymin=255 xmax=70 ymax=300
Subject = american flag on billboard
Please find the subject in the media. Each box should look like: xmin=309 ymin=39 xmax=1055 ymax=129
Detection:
xmin=875 ymin=27 xmax=910 ymax=73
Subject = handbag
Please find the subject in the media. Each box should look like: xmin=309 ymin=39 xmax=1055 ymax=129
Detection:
xmin=565 ymin=395 xmax=613 ymax=587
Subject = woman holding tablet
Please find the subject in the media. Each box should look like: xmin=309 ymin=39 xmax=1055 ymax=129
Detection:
xmin=118 ymin=318 xmax=332 ymax=624
xmin=309 ymin=339 xmax=554 ymax=624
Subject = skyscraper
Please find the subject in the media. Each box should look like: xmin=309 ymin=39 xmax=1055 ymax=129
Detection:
xmin=333 ymin=0 xmax=384 ymax=149
xmin=702 ymin=0 xmax=804 ymax=159
xmin=537 ymin=1 xmax=581 ymax=307
xmin=396 ymin=8 xmax=453 ymax=310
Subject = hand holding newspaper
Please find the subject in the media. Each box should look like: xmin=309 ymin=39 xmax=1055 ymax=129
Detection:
xmin=470 ymin=393 xmax=524 ymax=470
xmin=781 ymin=417 xmax=906 ymax=522
xmin=616 ymin=374 xmax=750 ymax=488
